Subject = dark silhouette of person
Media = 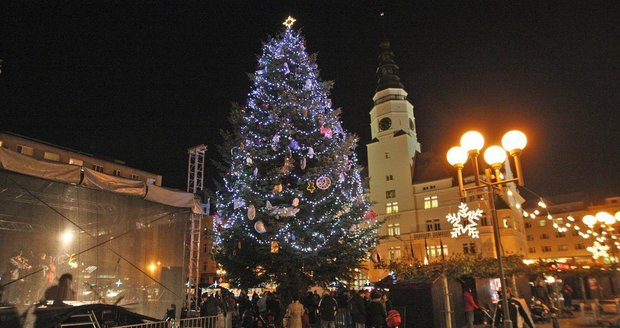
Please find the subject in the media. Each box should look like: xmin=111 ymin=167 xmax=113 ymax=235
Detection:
xmin=44 ymin=273 xmax=76 ymax=306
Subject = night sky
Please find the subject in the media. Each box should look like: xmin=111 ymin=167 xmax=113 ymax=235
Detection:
xmin=1 ymin=1 xmax=619 ymax=200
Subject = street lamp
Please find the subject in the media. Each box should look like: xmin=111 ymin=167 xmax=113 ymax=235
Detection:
xmin=447 ymin=130 xmax=527 ymax=328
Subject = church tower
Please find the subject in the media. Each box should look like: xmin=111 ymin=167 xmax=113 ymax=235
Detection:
xmin=367 ymin=42 xmax=421 ymax=215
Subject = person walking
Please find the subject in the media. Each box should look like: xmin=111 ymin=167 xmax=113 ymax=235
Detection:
xmin=463 ymin=287 xmax=479 ymax=328
xmin=286 ymin=295 xmax=304 ymax=328
xmin=318 ymin=291 xmax=338 ymax=328
xmin=350 ymin=290 xmax=367 ymax=328
xmin=366 ymin=292 xmax=386 ymax=328
xmin=493 ymin=288 xmax=535 ymax=328
xmin=561 ymin=282 xmax=574 ymax=309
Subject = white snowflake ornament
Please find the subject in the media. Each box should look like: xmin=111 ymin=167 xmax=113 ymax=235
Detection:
xmin=446 ymin=202 xmax=483 ymax=239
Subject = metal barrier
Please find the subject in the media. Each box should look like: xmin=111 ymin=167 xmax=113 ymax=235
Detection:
xmin=115 ymin=315 xmax=218 ymax=328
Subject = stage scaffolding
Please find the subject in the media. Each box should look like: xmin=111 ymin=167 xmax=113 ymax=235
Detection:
xmin=0 ymin=169 xmax=190 ymax=319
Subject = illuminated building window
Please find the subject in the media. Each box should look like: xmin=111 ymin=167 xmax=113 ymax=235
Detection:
xmin=388 ymin=246 xmax=401 ymax=261
xmin=16 ymin=145 xmax=34 ymax=156
xmin=558 ymin=244 xmax=568 ymax=251
xmin=386 ymin=190 xmax=396 ymax=199
xmin=43 ymin=151 xmax=60 ymax=161
xmin=69 ymin=158 xmax=83 ymax=166
xmin=93 ymin=164 xmax=104 ymax=173
xmin=527 ymin=235 xmax=534 ymax=241
xmin=575 ymin=243 xmax=586 ymax=250
xmin=386 ymin=202 xmax=398 ymax=214
xmin=424 ymin=196 xmax=438 ymax=209
xmin=524 ymin=222 xmax=532 ymax=228
xmin=428 ymin=244 xmax=448 ymax=258
xmin=386 ymin=175 xmax=393 ymax=181
xmin=555 ymin=231 xmax=566 ymax=238
xmin=540 ymin=233 xmax=550 ymax=239
xmin=538 ymin=220 xmax=547 ymax=227
xmin=463 ymin=243 xmax=476 ymax=254
xmin=113 ymin=169 xmax=122 ymax=177
xmin=542 ymin=246 xmax=552 ymax=252
xmin=529 ymin=247 xmax=536 ymax=253
xmin=387 ymin=223 xmax=401 ymax=236
xmin=130 ymin=174 xmax=140 ymax=181
xmin=352 ymin=271 xmax=369 ymax=290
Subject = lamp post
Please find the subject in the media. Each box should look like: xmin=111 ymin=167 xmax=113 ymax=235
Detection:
xmin=583 ymin=211 xmax=620 ymax=295
xmin=447 ymin=130 xmax=528 ymax=328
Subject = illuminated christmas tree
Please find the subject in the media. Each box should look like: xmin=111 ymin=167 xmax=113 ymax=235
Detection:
xmin=215 ymin=21 xmax=379 ymax=297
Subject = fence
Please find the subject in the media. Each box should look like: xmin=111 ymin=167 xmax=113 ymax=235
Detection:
xmin=115 ymin=315 xmax=218 ymax=328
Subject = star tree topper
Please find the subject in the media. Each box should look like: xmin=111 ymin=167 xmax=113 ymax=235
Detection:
xmin=446 ymin=202 xmax=483 ymax=239
xmin=283 ymin=16 xmax=296 ymax=29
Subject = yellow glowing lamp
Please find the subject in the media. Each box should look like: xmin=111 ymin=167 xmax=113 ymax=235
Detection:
xmin=596 ymin=211 xmax=615 ymax=225
xmin=583 ymin=214 xmax=596 ymax=226
xmin=501 ymin=130 xmax=527 ymax=154
xmin=483 ymin=145 xmax=507 ymax=166
xmin=446 ymin=146 xmax=468 ymax=167
xmin=460 ymin=131 xmax=485 ymax=153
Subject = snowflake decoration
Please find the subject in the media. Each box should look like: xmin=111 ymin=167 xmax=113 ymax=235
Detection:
xmin=587 ymin=241 xmax=609 ymax=259
xmin=446 ymin=202 xmax=483 ymax=239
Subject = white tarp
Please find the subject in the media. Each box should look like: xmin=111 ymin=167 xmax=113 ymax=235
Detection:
xmin=82 ymin=168 xmax=147 ymax=197
xmin=0 ymin=147 xmax=81 ymax=184
xmin=145 ymin=184 xmax=201 ymax=213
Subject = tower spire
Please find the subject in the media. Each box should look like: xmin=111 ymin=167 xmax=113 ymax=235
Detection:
xmin=375 ymin=41 xmax=404 ymax=92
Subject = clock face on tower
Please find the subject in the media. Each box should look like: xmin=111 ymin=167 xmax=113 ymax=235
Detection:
xmin=379 ymin=117 xmax=392 ymax=131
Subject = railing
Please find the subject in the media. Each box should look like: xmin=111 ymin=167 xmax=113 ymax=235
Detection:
xmin=116 ymin=315 xmax=218 ymax=328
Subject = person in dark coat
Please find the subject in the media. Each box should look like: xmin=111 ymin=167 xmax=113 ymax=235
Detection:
xmin=493 ymin=288 xmax=535 ymax=328
xmin=366 ymin=292 xmax=386 ymax=328
xmin=350 ymin=290 xmax=367 ymax=328
xmin=318 ymin=291 xmax=338 ymax=328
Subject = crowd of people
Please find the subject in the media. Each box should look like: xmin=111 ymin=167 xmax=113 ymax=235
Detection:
xmin=193 ymin=288 xmax=396 ymax=328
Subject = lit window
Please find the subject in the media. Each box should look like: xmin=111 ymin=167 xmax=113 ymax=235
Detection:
xmin=388 ymin=246 xmax=401 ymax=261
xmin=558 ymin=245 xmax=568 ymax=251
xmin=43 ymin=152 xmax=60 ymax=161
xmin=424 ymin=196 xmax=438 ymax=209
xmin=428 ymin=244 xmax=448 ymax=258
xmin=386 ymin=190 xmax=396 ymax=199
xmin=387 ymin=223 xmax=401 ymax=236
xmin=16 ymin=145 xmax=34 ymax=156
xmin=386 ymin=202 xmax=399 ymax=214
xmin=113 ymin=170 xmax=122 ymax=177
xmin=542 ymin=246 xmax=552 ymax=252
xmin=538 ymin=220 xmax=547 ymax=227
xmin=69 ymin=158 xmax=83 ymax=166
xmin=93 ymin=164 xmax=104 ymax=173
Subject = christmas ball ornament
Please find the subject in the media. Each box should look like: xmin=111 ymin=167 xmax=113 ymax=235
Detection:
xmin=273 ymin=184 xmax=283 ymax=193
xmin=246 ymin=157 xmax=253 ymax=165
xmin=363 ymin=210 xmax=378 ymax=221
xmin=254 ymin=220 xmax=266 ymax=234
xmin=292 ymin=197 xmax=300 ymax=207
xmin=270 ymin=241 xmax=280 ymax=253
xmin=316 ymin=176 xmax=332 ymax=190
xmin=247 ymin=205 xmax=256 ymax=220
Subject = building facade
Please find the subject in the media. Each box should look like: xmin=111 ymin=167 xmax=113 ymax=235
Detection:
xmin=0 ymin=131 xmax=162 ymax=186
xmin=362 ymin=42 xmax=529 ymax=283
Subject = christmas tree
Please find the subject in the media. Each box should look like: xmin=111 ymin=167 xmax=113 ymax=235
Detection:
xmin=215 ymin=20 xmax=379 ymax=297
